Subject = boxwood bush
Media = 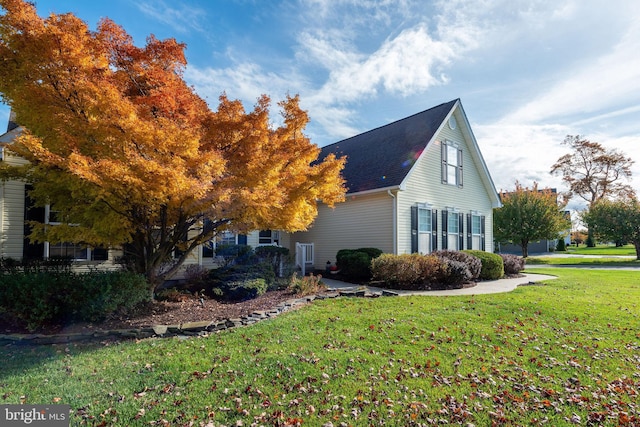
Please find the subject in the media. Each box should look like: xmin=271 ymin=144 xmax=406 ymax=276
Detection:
xmin=463 ymin=250 xmax=504 ymax=280
xmin=336 ymin=248 xmax=383 ymax=281
xmin=0 ymin=271 xmax=149 ymax=331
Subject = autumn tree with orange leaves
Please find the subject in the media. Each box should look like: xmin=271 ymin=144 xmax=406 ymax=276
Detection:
xmin=0 ymin=0 xmax=345 ymax=287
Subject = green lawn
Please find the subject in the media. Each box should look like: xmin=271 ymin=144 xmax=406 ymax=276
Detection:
xmin=1 ymin=268 xmax=639 ymax=426
xmin=526 ymin=256 xmax=640 ymax=266
xmin=565 ymin=244 xmax=636 ymax=256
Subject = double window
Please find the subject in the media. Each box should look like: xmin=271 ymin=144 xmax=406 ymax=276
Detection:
xmin=44 ymin=206 xmax=108 ymax=260
xmin=441 ymin=141 xmax=463 ymax=187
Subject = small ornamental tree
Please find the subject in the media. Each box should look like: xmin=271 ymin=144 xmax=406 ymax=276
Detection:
xmin=0 ymin=0 xmax=346 ymax=289
xmin=583 ymin=198 xmax=640 ymax=260
xmin=494 ymin=182 xmax=570 ymax=257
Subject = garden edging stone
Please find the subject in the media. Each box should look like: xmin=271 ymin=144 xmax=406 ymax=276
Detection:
xmin=0 ymin=290 xmax=392 ymax=345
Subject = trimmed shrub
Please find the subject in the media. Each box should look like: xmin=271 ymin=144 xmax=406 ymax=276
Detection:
xmin=205 ymin=261 xmax=275 ymax=299
xmin=213 ymin=278 xmax=267 ymax=301
xmin=372 ymin=253 xmax=423 ymax=288
xmin=433 ymin=250 xmax=482 ymax=280
xmin=371 ymin=253 xmax=444 ymax=290
xmin=556 ymin=238 xmax=567 ymax=251
xmin=71 ymin=272 xmax=150 ymax=322
xmin=336 ymin=250 xmax=369 ymax=280
xmin=463 ymin=250 xmax=504 ymax=280
xmin=500 ymin=254 xmax=526 ymax=275
xmin=336 ymin=248 xmax=383 ymax=281
xmin=0 ymin=271 xmax=150 ymax=331
xmin=434 ymin=259 xmax=470 ymax=289
xmin=353 ymin=247 xmax=384 ymax=259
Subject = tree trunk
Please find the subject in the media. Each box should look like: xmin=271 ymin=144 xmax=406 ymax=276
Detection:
xmin=520 ymin=240 xmax=529 ymax=258
xmin=634 ymin=241 xmax=640 ymax=261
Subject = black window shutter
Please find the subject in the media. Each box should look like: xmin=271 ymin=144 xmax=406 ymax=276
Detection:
xmin=431 ymin=209 xmax=438 ymax=251
xmin=480 ymin=216 xmax=486 ymax=251
xmin=457 ymin=148 xmax=463 ymax=187
xmin=410 ymin=205 xmax=418 ymax=253
xmin=441 ymin=210 xmax=448 ymax=250
xmin=466 ymin=213 xmax=472 ymax=249
xmin=458 ymin=213 xmax=464 ymax=250
xmin=441 ymin=142 xmax=447 ymax=184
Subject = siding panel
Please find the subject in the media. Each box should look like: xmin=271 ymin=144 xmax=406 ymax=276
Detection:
xmin=291 ymin=192 xmax=393 ymax=269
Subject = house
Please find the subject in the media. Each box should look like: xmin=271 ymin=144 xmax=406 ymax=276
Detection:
xmin=1 ymin=99 xmax=500 ymax=276
xmin=289 ymin=99 xmax=501 ymax=269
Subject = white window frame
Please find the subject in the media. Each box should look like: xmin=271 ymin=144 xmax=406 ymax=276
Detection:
xmin=442 ymin=140 xmax=463 ymax=187
xmin=44 ymin=205 xmax=90 ymax=260
xmin=258 ymin=230 xmax=280 ymax=246
xmin=471 ymin=214 xmax=482 ymax=236
xmin=417 ymin=205 xmax=432 ymax=254
xmin=471 ymin=212 xmax=482 ymax=250
xmin=447 ymin=210 xmax=460 ymax=250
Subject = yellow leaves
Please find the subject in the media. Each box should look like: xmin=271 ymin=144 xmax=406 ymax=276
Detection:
xmin=1 ymin=0 xmax=346 ymax=280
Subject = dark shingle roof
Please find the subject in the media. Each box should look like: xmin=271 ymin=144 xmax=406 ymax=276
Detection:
xmin=319 ymin=99 xmax=457 ymax=194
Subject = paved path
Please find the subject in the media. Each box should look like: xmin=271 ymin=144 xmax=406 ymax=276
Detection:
xmin=321 ymin=273 xmax=557 ymax=296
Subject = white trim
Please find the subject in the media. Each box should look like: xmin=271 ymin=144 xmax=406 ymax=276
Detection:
xmin=346 ymin=184 xmax=403 ymax=197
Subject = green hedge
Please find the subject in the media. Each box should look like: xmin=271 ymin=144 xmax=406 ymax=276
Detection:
xmin=0 ymin=271 xmax=149 ymax=331
xmin=336 ymin=248 xmax=383 ymax=281
xmin=463 ymin=250 xmax=504 ymax=280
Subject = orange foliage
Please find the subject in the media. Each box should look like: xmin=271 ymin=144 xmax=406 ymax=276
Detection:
xmin=0 ymin=0 xmax=345 ymax=283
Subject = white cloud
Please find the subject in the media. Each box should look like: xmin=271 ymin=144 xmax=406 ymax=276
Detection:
xmin=500 ymin=8 xmax=640 ymax=124
xmin=185 ymin=63 xmax=298 ymax=107
xmin=136 ymin=1 xmax=207 ymax=35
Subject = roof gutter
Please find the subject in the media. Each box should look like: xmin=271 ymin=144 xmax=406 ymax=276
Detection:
xmin=346 ymin=184 xmax=404 ymax=198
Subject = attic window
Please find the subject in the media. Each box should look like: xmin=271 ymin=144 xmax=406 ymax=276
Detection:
xmin=441 ymin=141 xmax=463 ymax=187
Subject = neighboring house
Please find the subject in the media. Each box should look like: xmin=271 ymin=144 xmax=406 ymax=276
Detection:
xmin=1 ymin=99 xmax=501 ymax=276
xmin=289 ymin=99 xmax=501 ymax=269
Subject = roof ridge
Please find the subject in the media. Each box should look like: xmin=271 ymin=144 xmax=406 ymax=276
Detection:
xmin=322 ymin=99 xmax=458 ymax=149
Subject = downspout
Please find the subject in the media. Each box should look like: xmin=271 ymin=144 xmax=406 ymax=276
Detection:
xmin=388 ymin=190 xmax=397 ymax=254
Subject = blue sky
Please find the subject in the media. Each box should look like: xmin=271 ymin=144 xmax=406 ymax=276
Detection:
xmin=2 ymin=0 xmax=639 ymax=210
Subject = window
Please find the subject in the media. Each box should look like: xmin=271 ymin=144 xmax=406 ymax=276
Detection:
xmin=218 ymin=231 xmax=238 ymax=246
xmin=445 ymin=210 xmax=462 ymax=250
xmin=472 ymin=215 xmax=481 ymax=235
xmin=466 ymin=212 xmax=485 ymax=251
xmin=48 ymin=242 xmax=89 ymax=260
xmin=258 ymin=230 xmax=280 ymax=245
xmin=412 ymin=204 xmax=437 ymax=254
xmin=417 ymin=207 xmax=432 ymax=254
xmin=441 ymin=141 xmax=463 ymax=187
xmin=44 ymin=205 xmax=90 ymax=260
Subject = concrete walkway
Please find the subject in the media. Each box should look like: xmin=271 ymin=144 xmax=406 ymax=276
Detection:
xmin=321 ymin=273 xmax=557 ymax=296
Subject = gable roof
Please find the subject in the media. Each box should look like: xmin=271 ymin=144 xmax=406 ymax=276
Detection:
xmin=319 ymin=99 xmax=457 ymax=194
